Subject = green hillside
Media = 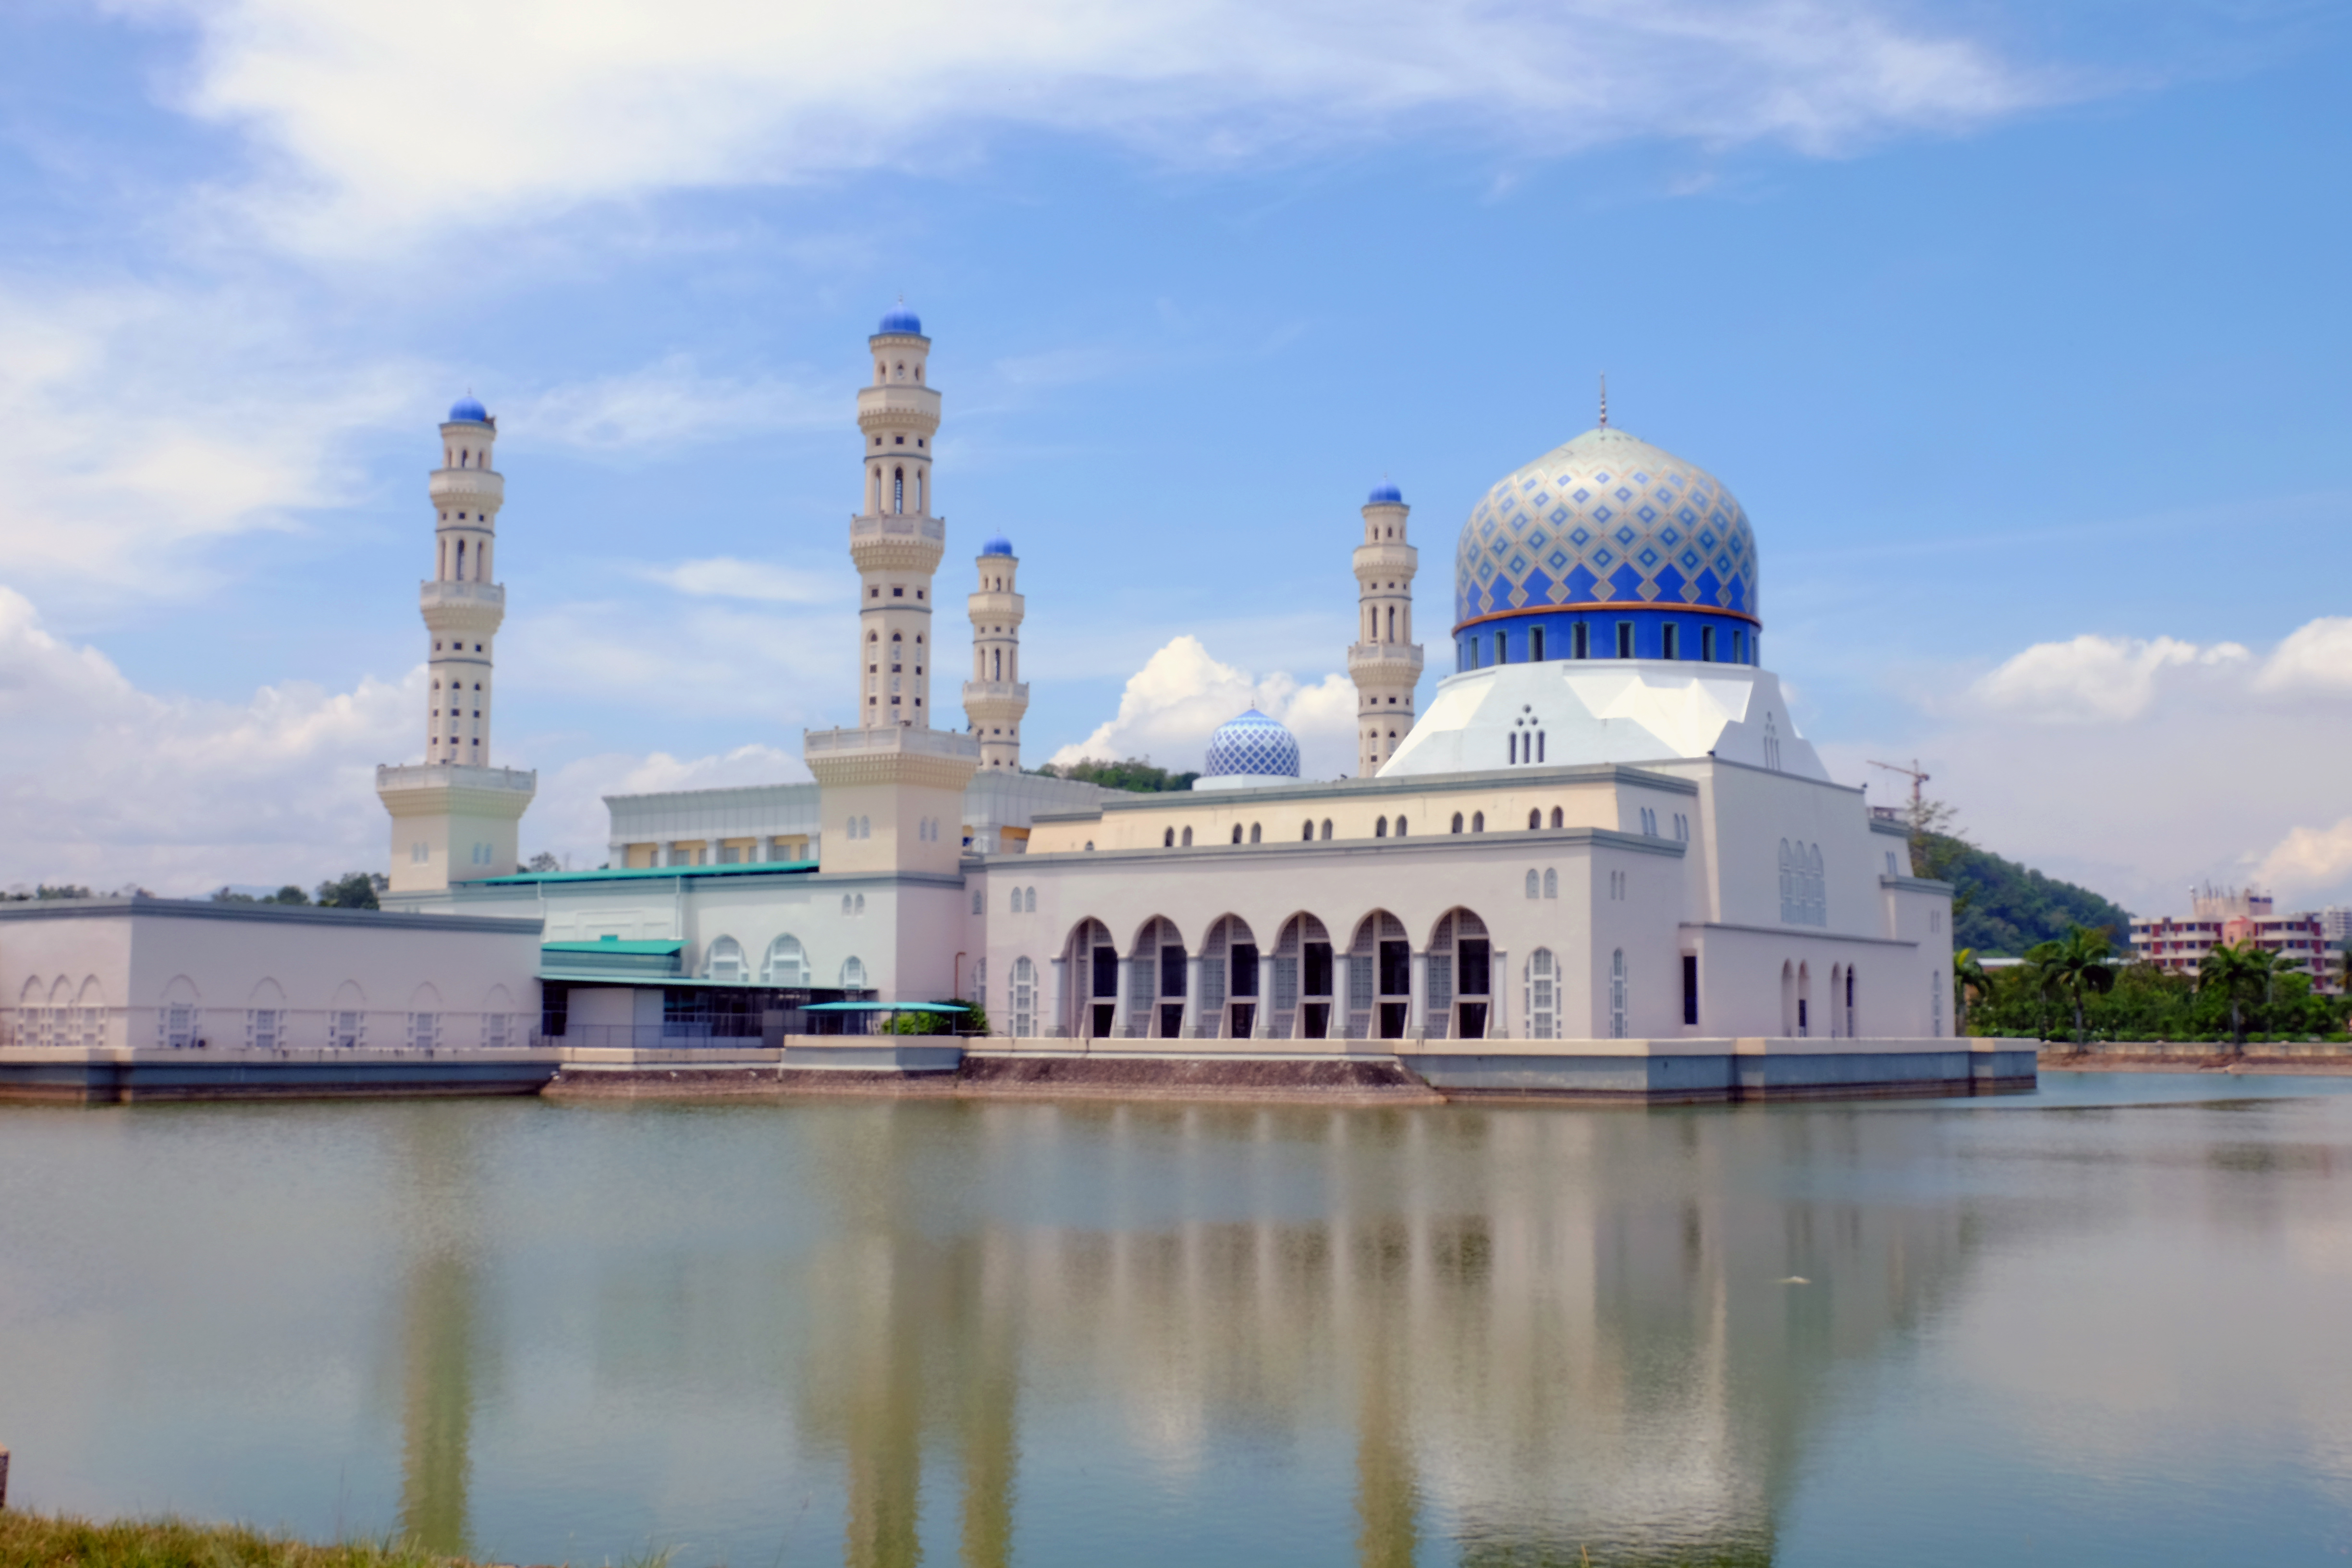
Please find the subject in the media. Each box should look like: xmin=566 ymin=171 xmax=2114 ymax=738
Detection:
xmin=1918 ymin=833 xmax=2133 ymax=956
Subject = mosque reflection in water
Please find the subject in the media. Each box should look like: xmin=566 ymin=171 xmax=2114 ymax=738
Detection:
xmin=387 ymin=1101 xmax=1977 ymax=1567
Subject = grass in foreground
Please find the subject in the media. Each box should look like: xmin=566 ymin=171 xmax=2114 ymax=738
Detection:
xmin=0 ymin=1513 xmax=469 ymax=1568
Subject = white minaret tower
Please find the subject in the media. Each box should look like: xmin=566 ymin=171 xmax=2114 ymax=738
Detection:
xmin=964 ymin=537 xmax=1027 ymax=771
xmin=853 ymin=302 xmax=944 ymax=730
xmin=804 ymin=305 xmax=980 ymax=930
xmin=1348 ymin=482 xmax=1423 ymax=777
xmin=378 ymin=395 xmax=537 ymax=896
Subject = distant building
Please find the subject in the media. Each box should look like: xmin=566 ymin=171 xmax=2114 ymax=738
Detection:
xmin=2321 ymin=906 xmax=2352 ymax=948
xmin=2130 ymin=886 xmax=2334 ymax=993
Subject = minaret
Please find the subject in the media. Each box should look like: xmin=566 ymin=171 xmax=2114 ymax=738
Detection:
xmin=854 ymin=303 xmax=944 ymax=730
xmin=804 ymin=306 xmax=980 ymax=930
xmin=963 ymin=537 xmax=1027 ymax=771
xmin=1348 ymin=483 xmax=1423 ymax=777
xmin=378 ymin=396 xmax=537 ymax=896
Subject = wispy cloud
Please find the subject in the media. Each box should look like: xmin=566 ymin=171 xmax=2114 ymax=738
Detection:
xmin=629 ymin=557 xmax=851 ymax=605
xmin=129 ymin=0 xmax=2078 ymax=254
xmin=508 ymin=355 xmax=834 ymax=453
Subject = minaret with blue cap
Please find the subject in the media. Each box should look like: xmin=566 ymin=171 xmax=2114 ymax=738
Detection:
xmin=377 ymin=395 xmax=537 ymax=895
xmin=803 ymin=304 xmax=980 ymax=917
xmin=964 ymin=533 xmax=1027 ymax=772
xmin=1348 ymin=481 xmax=1422 ymax=776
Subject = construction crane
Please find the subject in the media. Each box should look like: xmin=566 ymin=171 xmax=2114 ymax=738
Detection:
xmin=1869 ymin=758 xmax=1930 ymax=815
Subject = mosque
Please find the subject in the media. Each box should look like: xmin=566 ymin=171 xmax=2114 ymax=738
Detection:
xmin=375 ymin=304 xmax=1962 ymax=1062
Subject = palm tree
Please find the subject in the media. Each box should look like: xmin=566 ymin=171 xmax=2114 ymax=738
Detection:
xmin=1953 ymin=948 xmax=1990 ymax=1037
xmin=2198 ymin=943 xmax=2289 ymax=1054
xmin=2024 ymin=926 xmax=2116 ymax=1049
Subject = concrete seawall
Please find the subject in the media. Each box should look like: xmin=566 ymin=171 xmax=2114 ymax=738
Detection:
xmin=0 ymin=1036 xmax=2035 ymax=1106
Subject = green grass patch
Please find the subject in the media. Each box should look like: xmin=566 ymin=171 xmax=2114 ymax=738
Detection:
xmin=0 ymin=1513 xmax=466 ymax=1568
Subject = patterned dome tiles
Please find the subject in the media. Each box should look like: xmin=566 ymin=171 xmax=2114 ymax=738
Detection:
xmin=1203 ymin=709 xmax=1301 ymax=779
xmin=1452 ymin=428 xmax=1758 ymax=631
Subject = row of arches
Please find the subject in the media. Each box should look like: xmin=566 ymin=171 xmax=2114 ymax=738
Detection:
xmin=699 ymin=933 xmax=869 ymax=993
xmin=1046 ymin=906 xmax=1520 ymax=1043
xmin=11 ymin=975 xmax=527 ymax=1051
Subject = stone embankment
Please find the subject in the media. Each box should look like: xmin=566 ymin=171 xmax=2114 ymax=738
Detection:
xmin=544 ymin=1053 xmax=1443 ymax=1105
xmin=2036 ymin=1040 xmax=2352 ymax=1075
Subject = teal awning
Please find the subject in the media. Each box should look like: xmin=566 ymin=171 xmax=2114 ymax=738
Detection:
xmin=542 ymin=939 xmax=683 ymax=955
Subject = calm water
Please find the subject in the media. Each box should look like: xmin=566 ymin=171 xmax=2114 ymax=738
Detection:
xmin=2 ymin=1074 xmax=2351 ymax=1567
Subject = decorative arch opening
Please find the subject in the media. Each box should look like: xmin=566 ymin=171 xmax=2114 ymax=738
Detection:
xmin=1067 ymin=917 xmax=1118 ymax=1040
xmin=702 ymin=936 xmax=746 ymax=984
xmin=1427 ymin=908 xmax=1493 ymax=1040
xmin=1203 ymin=915 xmax=1261 ymax=1039
xmin=1129 ymin=916 xmax=1189 ymax=1039
xmin=1269 ymin=912 xmax=1334 ymax=1040
xmin=1348 ymin=911 xmax=1413 ymax=1041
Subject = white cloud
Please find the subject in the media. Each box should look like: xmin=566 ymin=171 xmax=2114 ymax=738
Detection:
xmin=1829 ymin=615 xmax=2352 ymax=918
xmin=2252 ymin=820 xmax=2352 ymax=906
xmin=630 ymin=557 xmax=850 ymax=604
xmin=1050 ymin=635 xmax=1359 ymax=779
xmin=127 ymin=0 xmax=2069 ymax=253
xmin=506 ymin=355 xmax=833 ymax=453
xmin=505 ymin=596 xmax=850 ymax=724
xmin=0 ymin=584 xmax=416 ymax=893
xmin=1966 ymin=633 xmax=2249 ymax=723
xmin=0 ymin=277 xmax=424 ymax=600
xmin=2254 ymin=617 xmax=2352 ymax=695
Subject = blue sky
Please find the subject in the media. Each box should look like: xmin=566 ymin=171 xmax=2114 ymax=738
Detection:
xmin=2 ymin=0 xmax=2348 ymax=912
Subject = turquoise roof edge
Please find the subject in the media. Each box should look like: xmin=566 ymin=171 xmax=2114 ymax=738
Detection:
xmin=475 ymin=860 xmax=819 ymax=887
xmin=541 ymin=940 xmax=683 ymax=955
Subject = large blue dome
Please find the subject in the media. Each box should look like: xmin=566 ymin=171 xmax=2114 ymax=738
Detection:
xmin=448 ymin=394 xmax=489 ymax=424
xmin=980 ymin=534 xmax=1014 ymax=557
xmin=1453 ymin=425 xmax=1759 ymax=635
xmin=1202 ymin=709 xmax=1300 ymax=781
xmin=878 ymin=303 xmax=923 ymax=335
xmin=1368 ymin=481 xmax=1404 ymax=504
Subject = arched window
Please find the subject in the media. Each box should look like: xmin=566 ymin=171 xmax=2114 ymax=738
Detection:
xmin=1302 ymin=821 xmax=1315 ymax=841
xmin=1012 ymin=956 xmax=1037 ymax=1037
xmin=1544 ymin=868 xmax=1558 ymax=898
xmin=1471 ymin=812 xmax=1485 ymax=833
xmin=1931 ymin=968 xmax=1943 ymax=1035
xmin=1010 ymin=887 xmax=1023 ymax=913
xmin=840 ymin=956 xmax=867 ymax=990
xmin=455 ymin=539 xmax=466 ymax=577
xmin=1526 ymin=949 xmax=1557 ymax=1041
xmin=1024 ymin=887 xmax=1037 ymax=913
xmin=1164 ymin=828 xmax=1176 ymax=848
xmin=1250 ymin=823 xmax=1262 ymax=844
xmin=1550 ymin=807 xmax=1564 ymax=829
xmin=1376 ymin=818 xmax=1389 ymax=839
xmin=701 ymin=936 xmax=746 ymax=983
xmin=1845 ymin=965 xmax=1858 ymax=1037
xmin=893 ymin=467 xmax=904 ymax=513
xmin=1231 ymin=824 xmax=1243 ymax=844
xmin=1609 ymin=949 xmax=1627 ymax=1038
xmin=1181 ymin=826 xmax=1193 ymax=847
xmin=1528 ymin=808 xmax=1540 ymax=830
xmin=1525 ymin=870 xmax=1540 ymax=899
xmin=1396 ymin=816 xmax=1407 ymax=836
xmin=854 ymin=894 xmax=866 ymax=915
xmin=1320 ymin=820 xmax=1334 ymax=841
xmin=1797 ymin=961 xmax=1812 ymax=1037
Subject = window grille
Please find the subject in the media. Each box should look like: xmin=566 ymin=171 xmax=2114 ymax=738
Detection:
xmin=166 ymin=1004 xmax=196 ymax=1049
xmin=1012 ymin=958 xmax=1036 ymax=1037
xmin=1609 ymin=950 xmax=1627 ymax=1039
xmin=1526 ymin=949 xmax=1557 ymax=1040
xmin=251 ymin=1009 xmax=279 ymax=1051
xmin=409 ymin=1012 xmax=438 ymax=1050
xmin=332 ymin=1011 xmax=361 ymax=1049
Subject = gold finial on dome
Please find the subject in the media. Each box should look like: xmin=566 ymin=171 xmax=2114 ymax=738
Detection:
xmin=1598 ymin=373 xmax=1608 ymax=429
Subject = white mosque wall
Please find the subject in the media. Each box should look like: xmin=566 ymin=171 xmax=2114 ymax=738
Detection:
xmin=0 ymin=899 xmax=542 ymax=1053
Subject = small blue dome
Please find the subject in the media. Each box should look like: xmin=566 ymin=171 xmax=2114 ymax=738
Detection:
xmin=980 ymin=535 xmax=1015 ymax=557
xmin=448 ymin=394 xmax=489 ymax=424
xmin=878 ymin=303 xmax=923 ymax=335
xmin=1203 ymin=709 xmax=1301 ymax=780
xmin=1367 ymin=481 xmax=1404 ymax=504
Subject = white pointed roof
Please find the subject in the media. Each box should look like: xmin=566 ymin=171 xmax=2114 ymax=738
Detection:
xmin=1379 ymin=662 xmax=1828 ymax=781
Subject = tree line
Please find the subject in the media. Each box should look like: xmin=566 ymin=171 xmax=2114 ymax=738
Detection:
xmin=1959 ymin=926 xmax=2351 ymax=1048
